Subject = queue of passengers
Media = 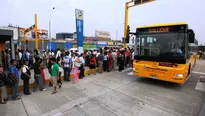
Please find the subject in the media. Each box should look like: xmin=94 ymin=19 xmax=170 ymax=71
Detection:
xmin=0 ymin=47 xmax=134 ymax=104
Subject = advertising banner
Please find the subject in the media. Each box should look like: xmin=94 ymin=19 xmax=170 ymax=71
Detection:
xmin=19 ymin=28 xmax=48 ymax=40
xmin=95 ymin=30 xmax=110 ymax=38
xmin=75 ymin=9 xmax=84 ymax=53
xmin=98 ymin=41 xmax=107 ymax=44
xmin=31 ymin=29 xmax=48 ymax=40
xmin=107 ymin=41 xmax=114 ymax=45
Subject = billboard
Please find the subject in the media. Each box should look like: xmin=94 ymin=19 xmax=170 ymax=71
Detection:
xmin=75 ymin=9 xmax=84 ymax=53
xmin=31 ymin=29 xmax=48 ymax=40
xmin=95 ymin=30 xmax=110 ymax=38
xmin=19 ymin=28 xmax=48 ymax=40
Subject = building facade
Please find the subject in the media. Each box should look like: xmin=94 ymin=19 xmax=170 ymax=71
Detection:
xmin=56 ymin=32 xmax=76 ymax=40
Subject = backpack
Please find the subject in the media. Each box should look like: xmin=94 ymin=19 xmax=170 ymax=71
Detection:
xmin=5 ymin=66 xmax=18 ymax=87
xmin=22 ymin=53 xmax=27 ymax=61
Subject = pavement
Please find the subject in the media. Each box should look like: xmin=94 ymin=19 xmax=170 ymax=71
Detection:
xmin=0 ymin=60 xmax=205 ymax=116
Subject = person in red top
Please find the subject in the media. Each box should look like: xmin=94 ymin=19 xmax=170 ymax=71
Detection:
xmin=39 ymin=59 xmax=46 ymax=84
xmin=125 ymin=50 xmax=130 ymax=67
xmin=108 ymin=51 xmax=113 ymax=71
xmin=89 ymin=54 xmax=96 ymax=75
xmin=117 ymin=50 xmax=120 ymax=55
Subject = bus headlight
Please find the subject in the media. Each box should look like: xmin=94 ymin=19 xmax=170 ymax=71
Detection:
xmin=174 ymin=74 xmax=183 ymax=77
xmin=133 ymin=68 xmax=138 ymax=70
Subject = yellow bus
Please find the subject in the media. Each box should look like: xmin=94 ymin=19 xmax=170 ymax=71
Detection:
xmin=133 ymin=22 xmax=197 ymax=84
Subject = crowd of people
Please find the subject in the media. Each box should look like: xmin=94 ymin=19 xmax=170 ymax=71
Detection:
xmin=0 ymin=47 xmax=134 ymax=104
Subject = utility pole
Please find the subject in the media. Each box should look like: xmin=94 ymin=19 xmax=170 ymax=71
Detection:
xmin=123 ymin=0 xmax=155 ymax=48
xmin=35 ymin=14 xmax=38 ymax=49
xmin=49 ymin=7 xmax=55 ymax=51
xmin=116 ymin=30 xmax=118 ymax=41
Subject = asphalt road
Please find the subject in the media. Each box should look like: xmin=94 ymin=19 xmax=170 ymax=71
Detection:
xmin=0 ymin=60 xmax=205 ymax=116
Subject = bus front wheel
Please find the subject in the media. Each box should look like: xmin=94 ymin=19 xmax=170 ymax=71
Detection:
xmin=188 ymin=65 xmax=191 ymax=76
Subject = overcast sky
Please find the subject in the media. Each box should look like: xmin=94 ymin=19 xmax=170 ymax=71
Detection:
xmin=0 ymin=0 xmax=204 ymax=44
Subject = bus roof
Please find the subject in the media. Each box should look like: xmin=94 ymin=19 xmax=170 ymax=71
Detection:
xmin=137 ymin=22 xmax=188 ymax=29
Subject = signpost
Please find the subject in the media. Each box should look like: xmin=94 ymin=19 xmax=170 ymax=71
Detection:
xmin=75 ymin=9 xmax=84 ymax=54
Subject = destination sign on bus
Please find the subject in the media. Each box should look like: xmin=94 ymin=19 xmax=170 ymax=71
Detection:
xmin=137 ymin=25 xmax=186 ymax=33
xmin=149 ymin=28 xmax=169 ymax=33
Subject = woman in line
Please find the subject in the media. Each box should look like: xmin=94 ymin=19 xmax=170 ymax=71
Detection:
xmin=89 ymin=53 xmax=96 ymax=75
xmin=72 ymin=53 xmax=81 ymax=84
xmin=108 ymin=51 xmax=113 ymax=71
xmin=40 ymin=59 xmax=46 ymax=85
xmin=21 ymin=60 xmax=31 ymax=95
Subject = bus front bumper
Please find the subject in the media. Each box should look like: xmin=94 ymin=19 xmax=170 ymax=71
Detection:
xmin=133 ymin=70 xmax=185 ymax=84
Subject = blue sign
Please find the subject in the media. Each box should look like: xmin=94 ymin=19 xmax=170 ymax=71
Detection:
xmin=75 ymin=9 xmax=84 ymax=53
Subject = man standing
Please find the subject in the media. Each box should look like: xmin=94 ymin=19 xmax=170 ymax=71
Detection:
xmin=50 ymin=58 xmax=59 ymax=94
xmin=10 ymin=59 xmax=20 ymax=100
xmin=18 ymin=50 xmax=22 ymax=69
xmin=118 ymin=51 xmax=124 ymax=72
xmin=63 ymin=52 xmax=71 ymax=82
xmin=79 ymin=53 xmax=85 ymax=79
xmin=97 ymin=52 xmax=104 ymax=74
xmin=112 ymin=50 xmax=117 ymax=70
xmin=30 ymin=57 xmax=45 ymax=92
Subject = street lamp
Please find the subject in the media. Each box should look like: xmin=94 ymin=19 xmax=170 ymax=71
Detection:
xmin=49 ymin=7 xmax=55 ymax=51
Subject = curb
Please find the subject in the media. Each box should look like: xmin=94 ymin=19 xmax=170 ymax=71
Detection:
xmin=6 ymin=68 xmax=96 ymax=94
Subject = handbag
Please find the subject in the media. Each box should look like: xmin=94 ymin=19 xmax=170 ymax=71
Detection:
xmin=6 ymin=72 xmax=18 ymax=87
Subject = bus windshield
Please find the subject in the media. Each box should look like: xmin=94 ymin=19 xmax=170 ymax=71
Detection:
xmin=135 ymin=33 xmax=185 ymax=62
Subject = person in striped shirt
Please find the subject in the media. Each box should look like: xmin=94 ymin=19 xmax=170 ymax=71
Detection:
xmin=63 ymin=51 xmax=72 ymax=82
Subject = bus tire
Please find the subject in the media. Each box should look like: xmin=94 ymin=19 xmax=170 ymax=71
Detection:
xmin=188 ymin=65 xmax=191 ymax=76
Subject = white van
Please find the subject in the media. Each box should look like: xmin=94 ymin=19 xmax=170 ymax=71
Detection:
xmin=69 ymin=48 xmax=78 ymax=51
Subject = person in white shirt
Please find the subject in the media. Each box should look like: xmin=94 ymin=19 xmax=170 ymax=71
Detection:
xmin=93 ymin=50 xmax=97 ymax=56
xmin=26 ymin=50 xmax=30 ymax=60
xmin=103 ymin=52 xmax=109 ymax=72
xmin=131 ymin=50 xmax=134 ymax=67
xmin=21 ymin=60 xmax=31 ymax=95
xmin=96 ymin=50 xmax=100 ymax=59
xmin=49 ymin=50 xmax=55 ymax=58
xmin=56 ymin=48 xmax=61 ymax=59
xmin=63 ymin=52 xmax=72 ymax=82
xmin=112 ymin=50 xmax=117 ymax=70
xmin=79 ymin=53 xmax=85 ymax=79
xmin=18 ymin=50 xmax=23 ymax=68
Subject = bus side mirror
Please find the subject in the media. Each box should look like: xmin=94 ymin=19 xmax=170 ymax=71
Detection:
xmin=136 ymin=30 xmax=139 ymax=37
xmin=188 ymin=29 xmax=195 ymax=43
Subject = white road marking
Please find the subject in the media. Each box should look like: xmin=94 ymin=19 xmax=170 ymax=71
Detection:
xmin=127 ymin=72 xmax=133 ymax=75
xmin=116 ymin=68 xmax=132 ymax=73
xmin=195 ymin=80 xmax=205 ymax=92
xmin=192 ymin=71 xmax=205 ymax=75
xmin=52 ymin=112 xmax=63 ymax=116
xmin=184 ymin=75 xmax=191 ymax=84
xmin=123 ymin=68 xmax=132 ymax=72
